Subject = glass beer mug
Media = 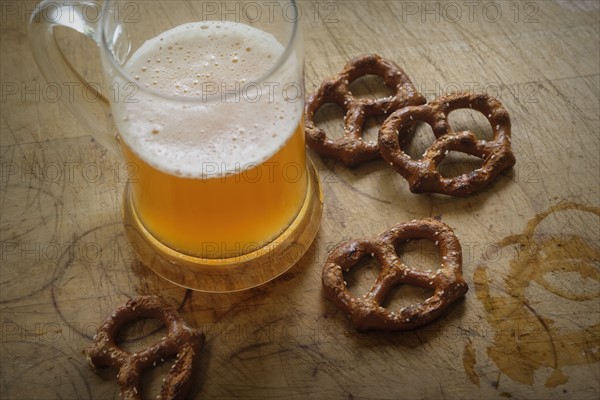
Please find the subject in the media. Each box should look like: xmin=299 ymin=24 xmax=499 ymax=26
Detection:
xmin=29 ymin=0 xmax=323 ymax=292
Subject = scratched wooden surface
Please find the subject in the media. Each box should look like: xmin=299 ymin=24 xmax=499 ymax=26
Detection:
xmin=1 ymin=1 xmax=599 ymax=399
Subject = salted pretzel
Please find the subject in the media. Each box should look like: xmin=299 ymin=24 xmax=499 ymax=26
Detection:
xmin=322 ymin=218 xmax=468 ymax=331
xmin=305 ymin=54 xmax=426 ymax=167
xmin=84 ymin=296 xmax=204 ymax=400
xmin=378 ymin=92 xmax=516 ymax=196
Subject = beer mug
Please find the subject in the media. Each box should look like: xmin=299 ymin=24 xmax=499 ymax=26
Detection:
xmin=29 ymin=0 xmax=323 ymax=292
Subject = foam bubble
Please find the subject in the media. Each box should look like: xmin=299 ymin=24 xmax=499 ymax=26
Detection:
xmin=113 ymin=21 xmax=302 ymax=178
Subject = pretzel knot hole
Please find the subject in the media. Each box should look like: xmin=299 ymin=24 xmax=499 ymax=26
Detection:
xmin=400 ymin=120 xmax=437 ymax=160
xmin=348 ymin=73 xmax=396 ymax=102
xmin=113 ymin=317 xmax=166 ymax=351
xmin=394 ymin=236 xmax=445 ymax=272
xmin=339 ymin=248 xmax=385 ymax=299
xmin=312 ymin=102 xmax=347 ymax=141
xmin=435 ymin=150 xmax=485 ymax=179
xmin=447 ymin=108 xmax=494 ymax=141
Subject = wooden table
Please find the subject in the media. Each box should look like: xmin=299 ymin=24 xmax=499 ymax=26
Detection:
xmin=1 ymin=1 xmax=599 ymax=399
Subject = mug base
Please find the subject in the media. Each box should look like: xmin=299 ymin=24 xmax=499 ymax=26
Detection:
xmin=122 ymin=158 xmax=323 ymax=292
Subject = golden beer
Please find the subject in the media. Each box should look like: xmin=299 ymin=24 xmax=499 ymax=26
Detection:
xmin=122 ymin=123 xmax=307 ymax=258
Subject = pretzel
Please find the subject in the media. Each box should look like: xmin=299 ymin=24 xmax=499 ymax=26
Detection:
xmin=305 ymin=54 xmax=426 ymax=167
xmin=83 ymin=296 xmax=204 ymax=400
xmin=322 ymin=218 xmax=468 ymax=331
xmin=378 ymin=92 xmax=516 ymax=196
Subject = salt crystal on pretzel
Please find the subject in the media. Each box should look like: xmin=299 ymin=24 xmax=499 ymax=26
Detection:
xmin=305 ymin=54 xmax=426 ymax=167
xmin=83 ymin=295 xmax=204 ymax=400
xmin=322 ymin=218 xmax=468 ymax=331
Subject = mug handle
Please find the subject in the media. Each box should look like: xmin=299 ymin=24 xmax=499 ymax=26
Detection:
xmin=28 ymin=0 xmax=119 ymax=155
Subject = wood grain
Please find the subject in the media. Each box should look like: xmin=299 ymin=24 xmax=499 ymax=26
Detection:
xmin=1 ymin=1 xmax=599 ymax=399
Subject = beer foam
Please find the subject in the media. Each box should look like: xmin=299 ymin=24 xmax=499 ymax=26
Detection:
xmin=113 ymin=21 xmax=302 ymax=178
